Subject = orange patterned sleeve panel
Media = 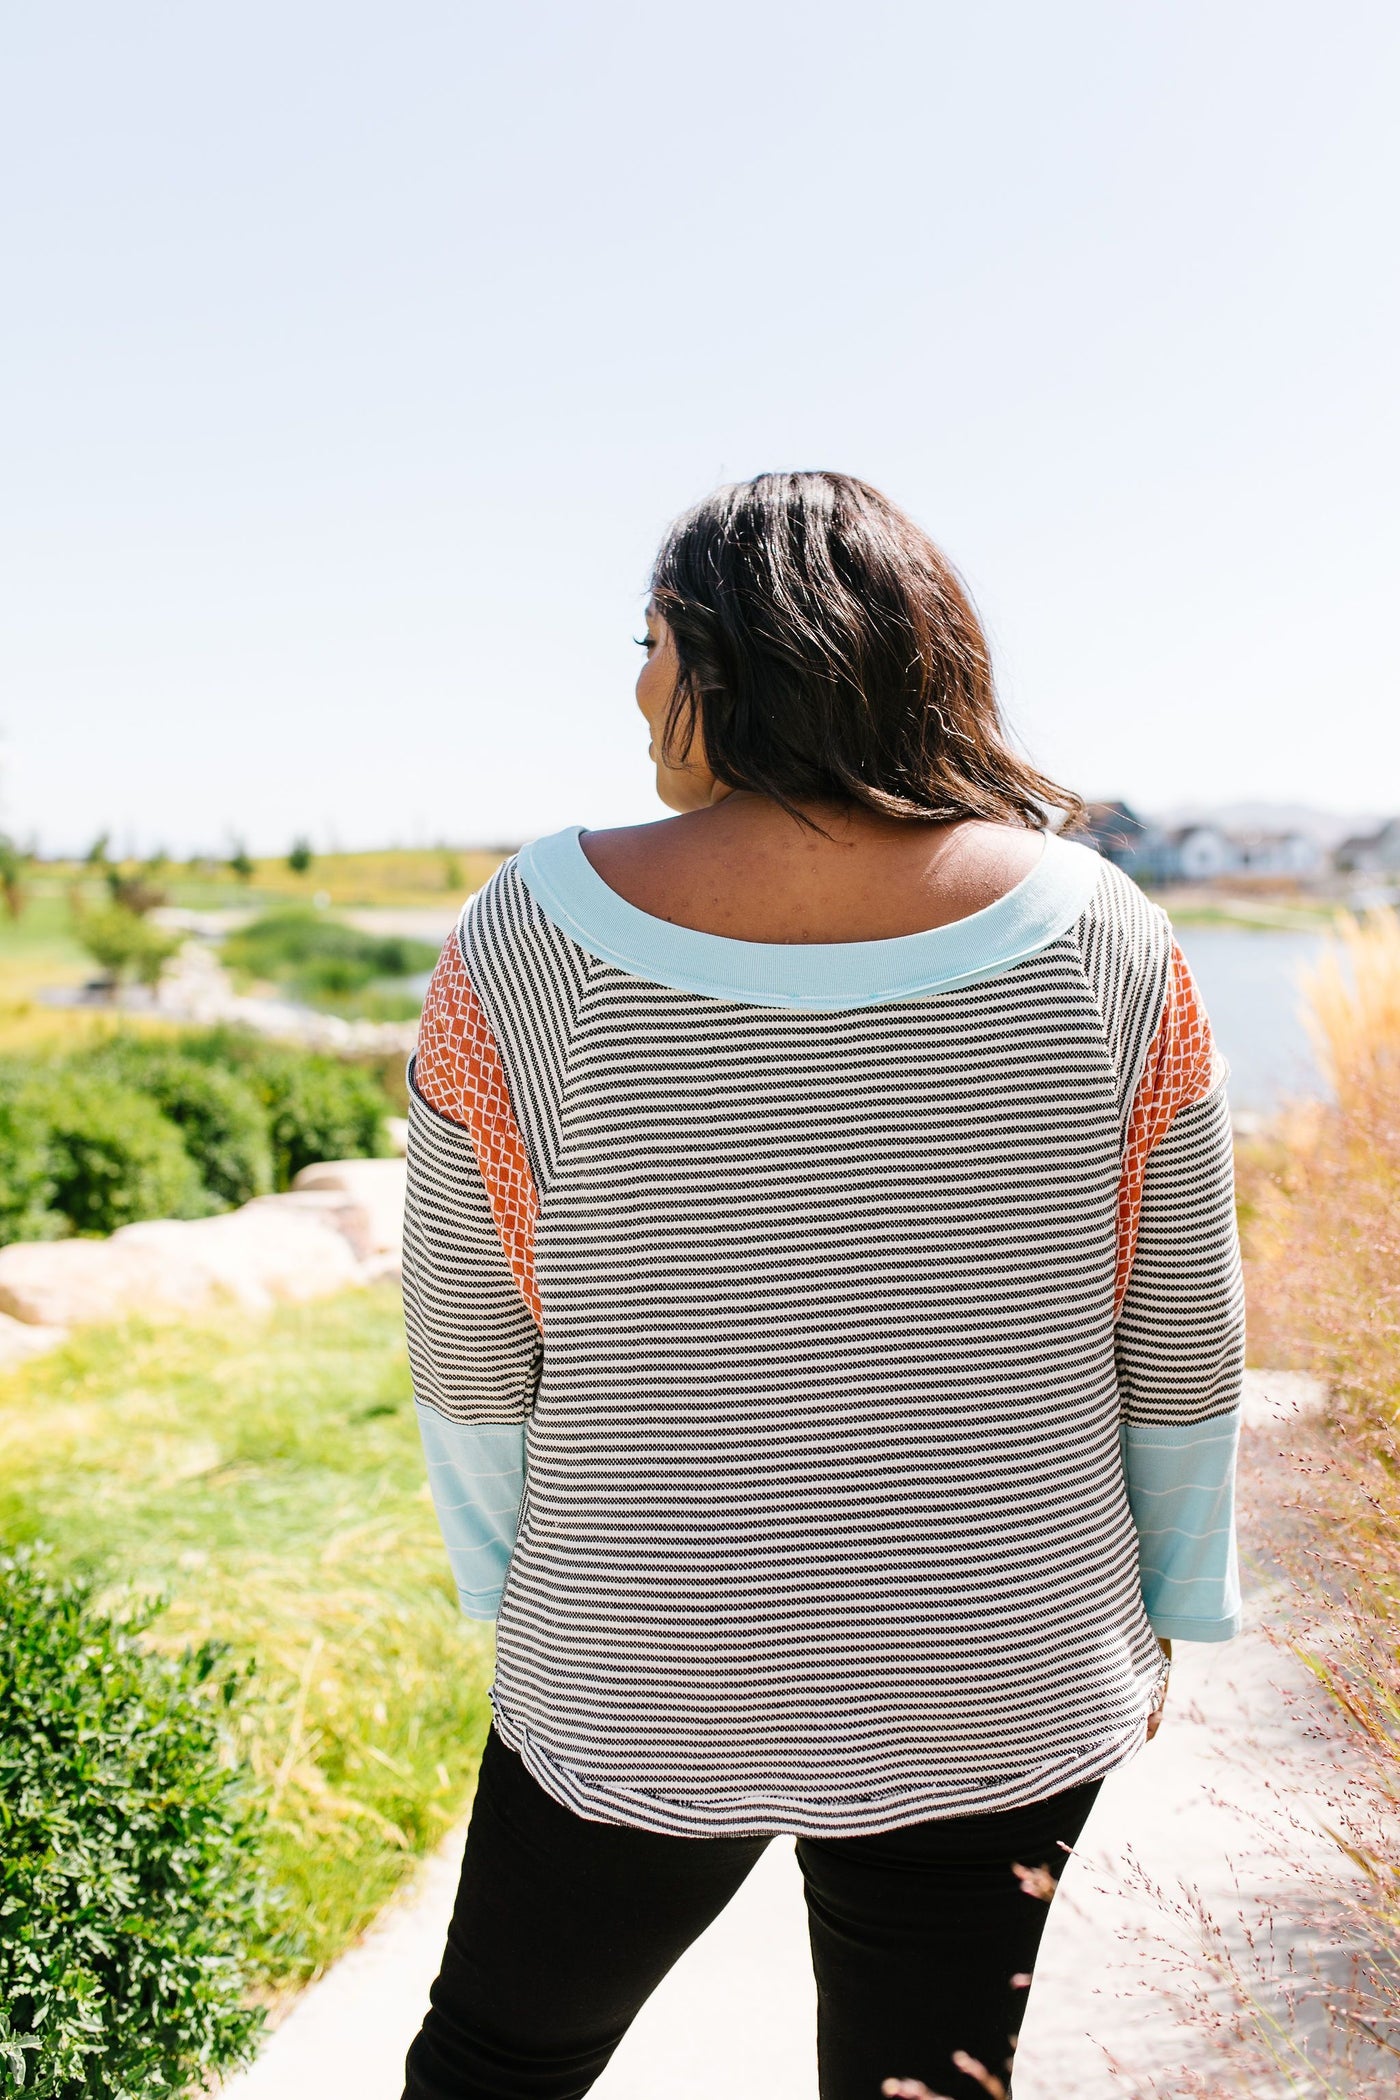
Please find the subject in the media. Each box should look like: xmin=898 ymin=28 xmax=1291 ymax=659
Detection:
xmin=1114 ymin=941 xmax=1221 ymax=1315
xmin=413 ymin=928 xmax=542 ymax=1332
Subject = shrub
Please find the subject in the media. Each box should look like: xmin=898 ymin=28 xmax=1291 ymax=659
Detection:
xmin=0 ymin=1547 xmax=269 ymax=2098
xmin=0 ymin=833 xmax=30 ymax=919
xmin=252 ymin=1050 xmax=390 ymax=1187
xmin=223 ymin=910 xmax=438 ymax=1004
xmin=0 ymin=1077 xmax=63 ymax=1243
xmin=103 ymin=865 xmax=168 ymax=916
xmin=19 ymin=1071 xmax=210 ymax=1237
xmin=75 ymin=1043 xmax=274 ymax=1209
xmin=173 ymin=1030 xmax=391 ymax=1188
xmin=0 ymin=1036 xmax=394 ymax=1246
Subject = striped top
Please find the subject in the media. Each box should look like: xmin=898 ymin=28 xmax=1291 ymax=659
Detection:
xmin=403 ymin=825 xmax=1244 ymax=1837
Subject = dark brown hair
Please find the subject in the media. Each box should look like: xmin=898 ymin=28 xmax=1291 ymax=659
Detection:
xmin=650 ymin=471 xmax=1081 ymax=830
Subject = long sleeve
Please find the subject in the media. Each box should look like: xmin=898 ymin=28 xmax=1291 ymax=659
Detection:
xmin=1115 ymin=1080 xmax=1245 ymax=1641
xmin=403 ymin=1080 xmax=537 ymax=1617
xmin=402 ymin=907 xmax=545 ymax=1621
xmin=1073 ymin=872 xmax=1246 ymax=1644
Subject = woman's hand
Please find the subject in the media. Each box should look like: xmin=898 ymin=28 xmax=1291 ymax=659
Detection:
xmin=1145 ymin=1637 xmax=1172 ymax=1742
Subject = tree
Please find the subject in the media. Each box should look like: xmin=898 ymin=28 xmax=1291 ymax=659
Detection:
xmin=74 ymin=904 xmax=181 ymax=991
xmin=104 ymin=865 xmax=167 ymax=916
xmin=287 ymin=837 xmax=314 ymax=875
xmin=0 ymin=834 xmax=30 ymax=919
xmin=229 ymin=843 xmax=255 ymax=883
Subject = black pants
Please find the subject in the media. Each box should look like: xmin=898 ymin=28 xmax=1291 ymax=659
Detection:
xmin=403 ymin=1728 xmax=1101 ymax=2100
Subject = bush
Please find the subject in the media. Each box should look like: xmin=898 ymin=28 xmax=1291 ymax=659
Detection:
xmin=250 ymin=1050 xmax=390 ymax=1188
xmin=17 ymin=1072 xmax=210 ymax=1237
xmin=75 ymin=1043 xmax=274 ymax=1209
xmin=0 ymin=1036 xmax=394 ymax=1245
xmin=223 ymin=910 xmax=438 ymax=1004
xmin=0 ymin=1078 xmax=63 ymax=1244
xmin=0 ymin=833 xmax=30 ymax=919
xmin=173 ymin=1030 xmax=391 ymax=1188
xmin=103 ymin=865 xmax=168 ymax=916
xmin=0 ymin=1547 xmax=270 ymax=2098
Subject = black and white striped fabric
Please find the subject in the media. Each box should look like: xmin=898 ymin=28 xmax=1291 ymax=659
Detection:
xmin=403 ymin=843 xmax=1243 ymax=1837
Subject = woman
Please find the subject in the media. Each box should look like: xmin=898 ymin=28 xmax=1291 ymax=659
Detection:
xmin=401 ymin=472 xmax=1244 ymax=2100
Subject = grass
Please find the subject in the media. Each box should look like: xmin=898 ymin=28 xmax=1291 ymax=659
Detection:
xmin=0 ymin=851 xmax=506 ymax=1048
xmin=0 ymin=890 xmax=150 ymax=1058
xmin=0 ymin=1284 xmax=493 ymax=1990
xmin=34 ymin=848 xmax=509 ymax=912
xmin=1152 ymin=888 xmax=1348 ymax=932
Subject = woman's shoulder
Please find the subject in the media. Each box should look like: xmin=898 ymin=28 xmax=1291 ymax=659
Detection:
xmin=456 ymin=831 xmax=591 ymax=986
xmin=1065 ymin=843 xmax=1171 ymax=946
xmin=1060 ymin=849 xmax=1181 ymax=1076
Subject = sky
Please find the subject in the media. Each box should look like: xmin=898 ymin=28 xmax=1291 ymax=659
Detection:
xmin=1 ymin=1 xmax=1397 ymax=857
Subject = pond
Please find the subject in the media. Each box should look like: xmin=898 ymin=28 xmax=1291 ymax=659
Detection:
xmin=1174 ymin=924 xmax=1329 ymax=1114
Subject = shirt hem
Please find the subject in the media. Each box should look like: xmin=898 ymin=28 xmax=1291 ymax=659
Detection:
xmin=488 ymin=1698 xmax=1149 ymax=1838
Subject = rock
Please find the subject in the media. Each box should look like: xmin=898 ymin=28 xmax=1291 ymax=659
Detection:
xmin=0 ymin=1205 xmax=364 ymax=1328
xmin=0 ymin=1310 xmax=68 ymax=1368
xmin=114 ymin=1206 xmax=365 ymax=1312
xmin=0 ymin=1237 xmax=191 ymax=1328
xmin=243 ymin=1190 xmax=384 ymax=1264
xmin=292 ymin=1159 xmax=406 ymax=1259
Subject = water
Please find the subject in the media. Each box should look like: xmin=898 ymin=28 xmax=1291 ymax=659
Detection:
xmin=1174 ymin=925 xmax=1328 ymax=1114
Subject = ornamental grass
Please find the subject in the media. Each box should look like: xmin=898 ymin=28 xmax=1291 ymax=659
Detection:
xmin=1151 ymin=907 xmax=1400 ymax=2095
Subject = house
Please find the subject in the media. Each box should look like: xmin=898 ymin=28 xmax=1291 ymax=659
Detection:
xmin=1335 ymin=818 xmax=1400 ymax=875
xmin=1223 ymin=830 xmax=1324 ymax=879
xmin=1072 ymin=806 xmax=1338 ymax=886
xmin=1161 ymin=824 xmax=1234 ymax=882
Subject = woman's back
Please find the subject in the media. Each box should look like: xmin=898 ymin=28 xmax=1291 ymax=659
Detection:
xmin=404 ymin=820 xmax=1242 ymax=1834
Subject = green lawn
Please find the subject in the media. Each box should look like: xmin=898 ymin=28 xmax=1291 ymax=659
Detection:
xmin=0 ymin=1285 xmax=492 ymax=1989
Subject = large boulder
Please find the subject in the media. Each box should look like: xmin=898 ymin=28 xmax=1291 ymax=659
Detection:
xmin=114 ymin=1205 xmax=365 ymax=1312
xmin=0 ymin=1237 xmax=193 ymax=1328
xmin=0 ymin=1158 xmax=405 ymax=1334
xmin=0 ymin=1204 xmax=364 ymax=1328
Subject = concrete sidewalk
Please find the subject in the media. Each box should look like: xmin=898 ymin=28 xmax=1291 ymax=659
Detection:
xmin=222 ymin=1376 xmax=1342 ymax=2099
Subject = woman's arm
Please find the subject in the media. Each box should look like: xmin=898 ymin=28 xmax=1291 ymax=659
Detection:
xmin=403 ymin=1075 xmax=539 ymax=1618
xmin=1115 ymin=1080 xmax=1246 ymax=1641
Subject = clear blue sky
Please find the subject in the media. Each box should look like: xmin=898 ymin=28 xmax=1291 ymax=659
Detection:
xmin=2 ymin=1 xmax=1396 ymax=856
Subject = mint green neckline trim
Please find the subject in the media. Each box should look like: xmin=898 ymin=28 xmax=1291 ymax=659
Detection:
xmin=515 ymin=825 xmax=1104 ymax=1010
